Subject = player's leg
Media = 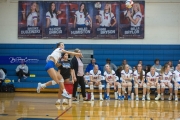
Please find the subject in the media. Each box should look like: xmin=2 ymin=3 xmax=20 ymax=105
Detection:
xmin=89 ymin=82 xmax=94 ymax=101
xmin=115 ymin=82 xmax=122 ymax=100
xmin=127 ymin=81 xmax=132 ymax=100
xmin=142 ymin=83 xmax=147 ymax=101
xmin=134 ymin=82 xmax=139 ymax=101
xmin=56 ymin=84 xmax=63 ymax=105
xmin=98 ymin=81 xmax=103 ymax=101
xmin=155 ymin=83 xmax=161 ymax=100
xmin=106 ymin=83 xmax=110 ymax=100
xmin=168 ymin=82 xmax=173 ymax=101
xmin=160 ymin=83 xmax=165 ymax=100
xmin=121 ymin=82 xmax=126 ymax=100
xmin=146 ymin=83 xmax=151 ymax=100
xmin=174 ymin=83 xmax=179 ymax=101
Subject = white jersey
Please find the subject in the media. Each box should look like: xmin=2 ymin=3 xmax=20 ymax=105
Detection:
xmin=27 ymin=12 xmax=38 ymax=26
xmin=74 ymin=11 xmax=87 ymax=25
xmin=146 ymin=72 xmax=159 ymax=82
xmin=90 ymin=70 xmax=101 ymax=81
xmin=121 ymin=70 xmax=133 ymax=81
xmin=133 ymin=70 xmax=145 ymax=82
xmin=99 ymin=10 xmax=115 ymax=27
xmin=0 ymin=69 xmax=5 ymax=80
xmin=46 ymin=48 xmax=63 ymax=63
xmin=173 ymin=70 xmax=180 ymax=82
xmin=160 ymin=71 xmax=172 ymax=82
xmin=104 ymin=70 xmax=116 ymax=81
xmin=131 ymin=11 xmax=142 ymax=27
xmin=46 ymin=11 xmax=58 ymax=26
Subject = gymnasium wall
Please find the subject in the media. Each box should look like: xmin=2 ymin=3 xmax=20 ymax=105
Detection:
xmin=0 ymin=0 xmax=180 ymax=44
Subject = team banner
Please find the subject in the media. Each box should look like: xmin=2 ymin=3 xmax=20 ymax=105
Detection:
xmin=43 ymin=1 xmax=68 ymax=39
xmin=18 ymin=1 xmax=43 ymax=38
xmin=119 ymin=1 xmax=145 ymax=39
xmin=67 ymin=1 xmax=93 ymax=39
xmin=93 ymin=1 xmax=119 ymax=39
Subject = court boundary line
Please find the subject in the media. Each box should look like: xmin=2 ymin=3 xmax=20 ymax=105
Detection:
xmin=54 ymin=106 xmax=72 ymax=120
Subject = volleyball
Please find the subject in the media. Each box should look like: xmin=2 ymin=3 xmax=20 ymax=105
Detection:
xmin=125 ymin=0 xmax=134 ymax=8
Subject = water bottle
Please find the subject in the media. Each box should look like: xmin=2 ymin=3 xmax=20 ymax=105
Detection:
xmin=114 ymin=92 xmax=117 ymax=100
xmin=131 ymin=92 xmax=134 ymax=100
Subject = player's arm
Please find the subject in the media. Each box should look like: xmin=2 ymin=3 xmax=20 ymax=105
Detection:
xmin=46 ymin=18 xmax=50 ymax=28
xmin=74 ymin=15 xmax=77 ymax=28
xmin=33 ymin=15 xmax=38 ymax=26
xmin=90 ymin=75 xmax=94 ymax=82
xmin=87 ymin=15 xmax=92 ymax=28
xmin=70 ymin=69 xmax=75 ymax=83
xmin=127 ymin=11 xmax=140 ymax=25
xmin=111 ymin=17 xmax=116 ymax=27
xmin=155 ymin=77 xmax=159 ymax=84
xmin=62 ymin=49 xmax=82 ymax=57
xmin=147 ymin=77 xmax=152 ymax=84
xmin=22 ymin=9 xmax=26 ymax=20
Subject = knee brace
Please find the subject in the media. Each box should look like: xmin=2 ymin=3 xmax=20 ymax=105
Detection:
xmin=99 ymin=85 xmax=102 ymax=90
xmin=168 ymin=83 xmax=173 ymax=88
xmin=128 ymin=87 xmax=132 ymax=92
xmin=52 ymin=80 xmax=57 ymax=85
xmin=147 ymin=85 xmax=150 ymax=90
xmin=174 ymin=86 xmax=179 ymax=90
xmin=90 ymin=85 xmax=94 ymax=90
xmin=143 ymin=84 xmax=147 ymax=88
xmin=134 ymin=83 xmax=138 ymax=88
xmin=157 ymin=84 xmax=160 ymax=89
xmin=106 ymin=83 xmax=110 ymax=88
xmin=59 ymin=79 xmax=64 ymax=83
xmin=118 ymin=84 xmax=121 ymax=89
xmin=161 ymin=84 xmax=165 ymax=88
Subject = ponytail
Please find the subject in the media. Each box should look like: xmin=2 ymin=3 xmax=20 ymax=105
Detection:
xmin=140 ymin=70 xmax=143 ymax=81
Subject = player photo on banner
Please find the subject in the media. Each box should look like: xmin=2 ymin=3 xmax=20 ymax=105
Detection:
xmin=18 ymin=1 xmax=43 ymax=38
xmin=119 ymin=1 xmax=145 ymax=39
xmin=43 ymin=1 xmax=68 ymax=39
xmin=68 ymin=1 xmax=93 ymax=39
xmin=93 ymin=1 xmax=119 ymax=39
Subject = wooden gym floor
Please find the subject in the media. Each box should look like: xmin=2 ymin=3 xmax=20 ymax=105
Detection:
xmin=0 ymin=92 xmax=179 ymax=120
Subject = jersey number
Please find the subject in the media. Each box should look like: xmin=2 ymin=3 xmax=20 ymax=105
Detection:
xmin=104 ymin=16 xmax=108 ymax=20
xmin=151 ymin=78 xmax=155 ymax=81
xmin=165 ymin=77 xmax=168 ymax=80
xmin=107 ymin=76 xmax=112 ymax=79
xmin=80 ymin=15 xmax=82 ymax=18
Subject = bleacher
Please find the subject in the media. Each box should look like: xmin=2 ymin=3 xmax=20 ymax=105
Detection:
xmin=0 ymin=44 xmax=180 ymax=92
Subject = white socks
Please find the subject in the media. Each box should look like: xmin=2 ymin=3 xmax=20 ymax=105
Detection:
xmin=63 ymin=89 xmax=67 ymax=93
xmin=41 ymin=84 xmax=46 ymax=88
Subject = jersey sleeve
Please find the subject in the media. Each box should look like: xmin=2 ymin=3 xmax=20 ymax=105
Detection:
xmin=146 ymin=72 xmax=150 ymax=78
xmin=74 ymin=11 xmax=78 ymax=17
xmin=99 ymin=11 xmax=103 ymax=17
xmin=46 ymin=12 xmax=50 ymax=18
xmin=143 ymin=71 xmax=145 ymax=76
xmin=104 ymin=71 xmax=107 ymax=77
xmin=112 ymin=70 xmax=116 ymax=76
xmin=111 ymin=12 xmax=115 ymax=19
xmin=98 ymin=70 xmax=101 ymax=75
xmin=133 ymin=71 xmax=137 ymax=77
xmin=32 ymin=12 xmax=38 ymax=20
xmin=89 ymin=70 xmax=93 ymax=76
xmin=136 ymin=12 xmax=142 ymax=19
xmin=121 ymin=70 xmax=124 ymax=76
xmin=169 ymin=72 xmax=173 ymax=76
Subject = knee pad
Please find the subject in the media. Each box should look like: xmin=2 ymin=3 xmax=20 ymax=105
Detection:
xmin=52 ymin=80 xmax=57 ymax=85
xmin=99 ymin=85 xmax=102 ymax=90
xmin=106 ymin=83 xmax=110 ymax=88
xmin=174 ymin=86 xmax=179 ymax=90
xmin=157 ymin=84 xmax=160 ymax=89
xmin=59 ymin=79 xmax=64 ymax=83
xmin=147 ymin=85 xmax=150 ymax=89
xmin=168 ymin=83 xmax=173 ymax=88
xmin=134 ymin=84 xmax=138 ymax=88
xmin=90 ymin=85 xmax=94 ymax=90
xmin=161 ymin=84 xmax=165 ymax=88
xmin=118 ymin=84 xmax=121 ymax=89
xmin=128 ymin=87 xmax=132 ymax=91
xmin=143 ymin=84 xmax=147 ymax=88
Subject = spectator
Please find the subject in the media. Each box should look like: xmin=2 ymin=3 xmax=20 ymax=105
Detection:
xmin=145 ymin=65 xmax=151 ymax=77
xmin=16 ymin=61 xmax=29 ymax=82
xmin=152 ymin=59 xmax=162 ymax=74
xmin=0 ymin=69 xmax=5 ymax=87
xmin=132 ymin=66 xmax=137 ymax=73
xmin=85 ymin=58 xmax=102 ymax=75
xmin=120 ymin=59 xmax=132 ymax=70
xmin=138 ymin=60 xmax=146 ymax=70
xmin=115 ymin=66 xmax=123 ymax=80
xmin=167 ymin=60 xmax=174 ymax=73
xmin=103 ymin=58 xmax=117 ymax=72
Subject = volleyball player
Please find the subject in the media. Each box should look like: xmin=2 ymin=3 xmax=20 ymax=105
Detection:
xmin=159 ymin=64 xmax=173 ymax=100
xmin=121 ymin=64 xmax=133 ymax=100
xmin=36 ymin=42 xmax=82 ymax=99
xmin=46 ymin=2 xmax=61 ymax=27
xmin=104 ymin=64 xmax=121 ymax=100
xmin=22 ymin=2 xmax=39 ymax=26
xmin=97 ymin=4 xmax=116 ymax=27
xmin=89 ymin=65 xmax=103 ymax=101
xmin=74 ymin=3 xmax=92 ymax=28
xmin=172 ymin=63 xmax=180 ymax=101
xmin=146 ymin=66 xmax=161 ymax=100
xmin=134 ymin=64 xmax=146 ymax=101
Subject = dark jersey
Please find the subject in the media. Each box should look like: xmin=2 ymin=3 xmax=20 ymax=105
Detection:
xmin=58 ymin=60 xmax=73 ymax=79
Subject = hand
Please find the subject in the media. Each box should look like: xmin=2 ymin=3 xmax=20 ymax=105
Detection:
xmin=72 ymin=80 xmax=74 ymax=84
xmin=73 ymin=77 xmax=77 ymax=82
xmin=57 ymin=11 xmax=61 ymax=15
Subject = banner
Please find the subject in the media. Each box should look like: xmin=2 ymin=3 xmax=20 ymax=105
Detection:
xmin=119 ymin=1 xmax=145 ymax=39
xmin=18 ymin=1 xmax=43 ymax=38
xmin=93 ymin=1 xmax=119 ymax=39
xmin=43 ymin=1 xmax=68 ymax=39
xmin=67 ymin=1 xmax=93 ymax=39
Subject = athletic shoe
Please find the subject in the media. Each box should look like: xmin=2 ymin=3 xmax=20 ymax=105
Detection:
xmin=121 ymin=95 xmax=125 ymax=101
xmin=155 ymin=94 xmax=161 ymax=101
xmin=100 ymin=97 xmax=104 ymax=101
xmin=136 ymin=96 xmax=139 ymax=101
xmin=83 ymin=99 xmax=90 ymax=101
xmin=106 ymin=96 xmax=110 ymax=100
xmin=147 ymin=94 xmax=150 ymax=101
xmin=61 ymin=92 xmax=71 ymax=99
xmin=168 ymin=95 xmax=172 ymax=101
xmin=118 ymin=95 xmax=121 ymax=100
xmin=55 ymin=99 xmax=61 ymax=105
xmin=161 ymin=94 xmax=164 ymax=100
xmin=62 ymin=99 xmax=68 ymax=105
xmin=142 ymin=97 xmax=145 ymax=101
xmin=91 ymin=95 xmax=94 ymax=101
xmin=37 ymin=83 xmax=41 ymax=93
xmin=175 ymin=97 xmax=178 ymax=102
xmin=128 ymin=95 xmax=131 ymax=100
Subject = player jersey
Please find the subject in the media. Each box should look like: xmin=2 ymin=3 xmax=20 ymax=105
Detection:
xmin=104 ymin=70 xmax=116 ymax=81
xmin=90 ymin=70 xmax=101 ymax=81
xmin=46 ymin=48 xmax=63 ymax=63
xmin=46 ymin=11 xmax=58 ymax=26
xmin=99 ymin=10 xmax=115 ymax=27
xmin=173 ymin=70 xmax=180 ymax=82
xmin=27 ymin=12 xmax=38 ymax=26
xmin=160 ymin=71 xmax=172 ymax=82
xmin=74 ymin=11 xmax=88 ymax=25
xmin=131 ymin=11 xmax=142 ymax=27
xmin=133 ymin=70 xmax=145 ymax=82
xmin=121 ymin=70 xmax=133 ymax=81
xmin=146 ymin=72 xmax=159 ymax=82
